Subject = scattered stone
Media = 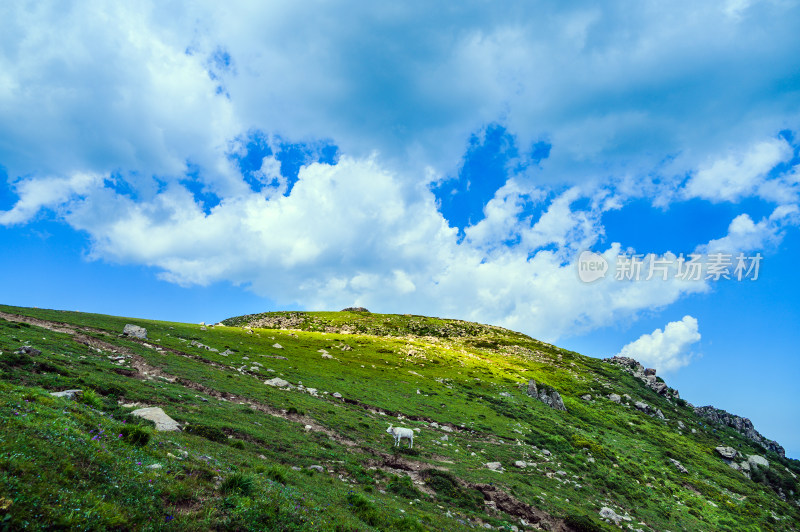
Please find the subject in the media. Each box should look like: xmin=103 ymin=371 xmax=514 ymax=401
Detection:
xmin=608 ymin=393 xmax=621 ymax=404
xmin=122 ymin=324 xmax=147 ymax=339
xmin=15 ymin=346 xmax=42 ymax=356
xmin=308 ymin=465 xmax=325 ymax=472
xmin=304 ymin=425 xmax=313 ymax=431
xmin=715 ymin=446 xmax=739 ymax=460
xmin=321 ymin=354 xmax=334 ymax=359
xmin=634 ymin=401 xmax=650 ymax=414
xmin=440 ymin=425 xmax=453 ymax=433
xmin=131 ymin=407 xmax=181 ymax=431
xmin=499 ymin=392 xmax=512 ymax=398
xmin=485 ymin=462 xmax=503 ymax=471
xmin=272 ymin=343 xmax=283 ymax=349
xmin=541 ymin=449 xmax=552 ymax=457
xmin=669 ymin=458 xmax=688 ymax=474
xmin=678 ymin=420 xmax=685 ymax=429
xmin=581 ymin=394 xmax=592 ymax=401
xmin=440 ymin=435 xmax=449 ymax=442
xmin=220 ymin=349 xmax=233 ymax=356
xmin=514 ymin=461 xmax=527 ymax=468
xmin=264 ymin=378 xmax=291 ymax=388
xmin=655 ymin=408 xmax=665 ymax=420
xmin=50 ymin=389 xmax=83 ymax=400
xmin=145 ymin=464 xmax=162 ymax=470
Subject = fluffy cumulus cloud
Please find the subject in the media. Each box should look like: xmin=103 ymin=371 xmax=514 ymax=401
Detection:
xmin=617 ymin=316 xmax=701 ymax=373
xmin=1 ymin=1 xmax=800 ymax=346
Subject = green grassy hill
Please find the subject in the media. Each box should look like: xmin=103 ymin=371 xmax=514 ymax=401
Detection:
xmin=0 ymin=304 xmax=797 ymax=531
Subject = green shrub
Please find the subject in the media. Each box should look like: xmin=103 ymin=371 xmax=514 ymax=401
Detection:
xmin=266 ymin=465 xmax=288 ymax=484
xmin=185 ymin=423 xmax=227 ymax=443
xmin=423 ymin=470 xmax=483 ymax=511
xmin=230 ymin=440 xmax=245 ymax=449
xmin=220 ymin=473 xmax=255 ymax=496
xmin=78 ymin=389 xmax=103 ymax=409
xmin=120 ymin=425 xmax=151 ymax=446
xmin=388 ymin=475 xmax=423 ymax=499
xmin=346 ymin=491 xmax=380 ymax=526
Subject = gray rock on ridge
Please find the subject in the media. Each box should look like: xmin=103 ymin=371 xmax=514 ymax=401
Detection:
xmin=695 ymin=405 xmax=785 ymax=458
xmin=341 ymin=307 xmax=370 ymax=312
xmin=123 ymin=324 xmax=147 ymax=339
xmin=603 ymin=356 xmax=680 ymax=399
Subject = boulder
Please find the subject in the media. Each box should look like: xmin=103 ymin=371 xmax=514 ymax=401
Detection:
xmin=308 ymin=465 xmax=325 ymax=472
xmin=332 ymin=392 xmax=343 ymax=399
xmin=634 ymin=401 xmax=650 ymax=414
xmin=131 ymin=407 xmax=180 ymax=431
xmin=526 ymin=379 xmax=567 ymax=411
xmin=608 ymin=393 xmax=621 ymax=404
xmin=715 ymin=446 xmax=739 ymax=460
xmin=644 ymin=368 xmax=657 ymax=376
xmin=15 ymin=346 xmax=42 ymax=356
xmin=123 ymin=324 xmax=147 ymax=339
xmin=513 ymin=461 xmax=527 ymax=468
xmin=264 ymin=378 xmax=290 ymax=388
xmin=50 ymin=389 xmax=83 ymax=400
xmin=485 ymin=462 xmax=503 ymax=471
xmin=599 ymin=507 xmax=630 ymax=525
xmin=499 ymin=392 xmax=512 ymax=398
xmin=272 ymin=343 xmax=283 ymax=349
xmin=581 ymin=394 xmax=592 ymax=401
xmin=748 ymin=455 xmax=769 ymax=469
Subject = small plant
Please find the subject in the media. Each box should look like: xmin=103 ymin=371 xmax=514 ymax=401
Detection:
xmin=120 ymin=425 xmax=151 ymax=446
xmin=78 ymin=389 xmax=103 ymax=409
xmin=185 ymin=423 xmax=227 ymax=443
xmin=345 ymin=491 xmax=380 ymax=526
xmin=220 ymin=473 xmax=255 ymax=496
xmin=266 ymin=465 xmax=288 ymax=484
xmin=387 ymin=475 xmax=423 ymax=499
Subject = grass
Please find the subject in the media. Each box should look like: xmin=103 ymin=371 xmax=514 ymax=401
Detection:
xmin=0 ymin=304 xmax=798 ymax=530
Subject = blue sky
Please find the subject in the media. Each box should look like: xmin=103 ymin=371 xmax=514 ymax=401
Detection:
xmin=1 ymin=1 xmax=799 ymax=457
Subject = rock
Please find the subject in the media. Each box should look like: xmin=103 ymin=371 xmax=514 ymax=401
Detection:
xmin=748 ymin=455 xmax=769 ymax=469
xmin=485 ymin=462 xmax=503 ymax=471
xmin=50 ymin=389 xmax=83 ymax=400
xmin=634 ymin=401 xmax=650 ymax=414
xmin=608 ymin=393 xmax=621 ymax=404
xmin=220 ymin=349 xmax=233 ymax=356
xmin=308 ymin=465 xmax=324 ymax=472
xmin=526 ymin=379 xmax=567 ymax=411
xmin=14 ymin=346 xmax=42 ymax=356
xmin=695 ymin=406 xmax=786 ymax=458
xmin=332 ymin=392 xmax=343 ymax=399
xmin=264 ymin=378 xmax=290 ymax=388
xmin=321 ymin=354 xmax=334 ymax=359
xmin=440 ymin=425 xmax=453 ymax=433
xmin=304 ymin=425 xmax=313 ymax=431
xmin=123 ymin=324 xmax=148 ymax=339
xmin=131 ymin=407 xmax=181 ymax=431
xmin=599 ymin=507 xmax=630 ymax=525
xmin=440 ymin=435 xmax=449 ymax=442
xmin=677 ymin=421 xmax=685 ymax=429
xmin=581 ymin=394 xmax=592 ymax=401
xmin=655 ymin=409 xmax=665 ymax=420
xmin=145 ymin=464 xmax=162 ymax=470
xmin=499 ymin=392 xmax=512 ymax=398
xmin=514 ymin=461 xmax=527 ymax=468
xmin=541 ymin=449 xmax=552 ymax=457
xmin=341 ymin=307 xmax=369 ymax=312
xmin=669 ymin=458 xmax=688 ymax=474
xmin=272 ymin=343 xmax=283 ymax=349
xmin=644 ymin=368 xmax=657 ymax=376
xmin=715 ymin=446 xmax=739 ymax=460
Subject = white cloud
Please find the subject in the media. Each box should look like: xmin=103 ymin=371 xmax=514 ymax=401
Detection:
xmin=682 ymin=138 xmax=794 ymax=203
xmin=0 ymin=172 xmax=103 ymax=225
xmin=617 ymin=316 xmax=701 ymax=373
xmin=698 ymin=204 xmax=800 ymax=255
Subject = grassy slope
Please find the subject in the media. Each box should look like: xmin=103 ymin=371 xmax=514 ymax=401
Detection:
xmin=0 ymin=304 xmax=797 ymax=531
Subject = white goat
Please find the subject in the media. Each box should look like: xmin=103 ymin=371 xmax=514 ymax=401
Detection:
xmin=386 ymin=425 xmax=414 ymax=448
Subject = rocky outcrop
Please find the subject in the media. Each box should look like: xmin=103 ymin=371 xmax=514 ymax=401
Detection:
xmin=526 ymin=379 xmax=567 ymax=411
xmin=603 ymin=356 xmax=680 ymax=399
xmin=695 ymin=406 xmax=785 ymax=458
xmin=341 ymin=307 xmax=370 ymax=312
